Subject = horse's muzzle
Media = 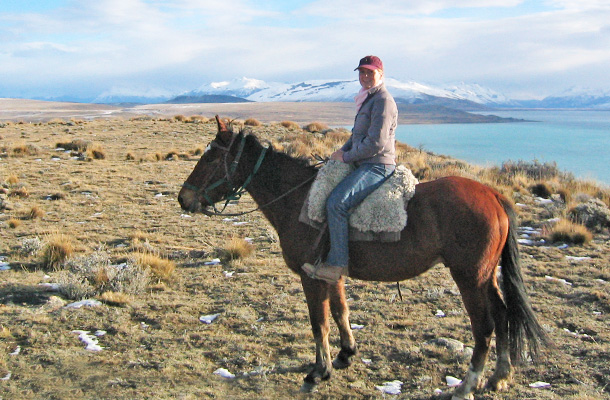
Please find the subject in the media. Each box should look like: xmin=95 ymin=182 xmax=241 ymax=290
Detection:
xmin=178 ymin=188 xmax=203 ymax=213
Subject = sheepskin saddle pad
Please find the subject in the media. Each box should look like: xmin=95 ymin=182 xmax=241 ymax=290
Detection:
xmin=301 ymin=161 xmax=418 ymax=241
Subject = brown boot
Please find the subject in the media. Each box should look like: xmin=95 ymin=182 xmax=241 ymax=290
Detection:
xmin=302 ymin=262 xmax=348 ymax=284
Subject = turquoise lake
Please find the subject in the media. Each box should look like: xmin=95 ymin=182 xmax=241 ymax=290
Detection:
xmin=393 ymin=110 xmax=610 ymax=185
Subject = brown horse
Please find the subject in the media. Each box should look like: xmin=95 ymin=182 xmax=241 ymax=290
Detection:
xmin=178 ymin=116 xmax=548 ymax=399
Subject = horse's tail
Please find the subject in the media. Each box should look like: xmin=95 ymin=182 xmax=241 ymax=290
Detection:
xmin=499 ymin=197 xmax=550 ymax=364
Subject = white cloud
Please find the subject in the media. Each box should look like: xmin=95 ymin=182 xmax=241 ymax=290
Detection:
xmin=0 ymin=0 xmax=609 ymax=99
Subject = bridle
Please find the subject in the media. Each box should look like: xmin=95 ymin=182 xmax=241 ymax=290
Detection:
xmin=182 ymin=132 xmax=268 ymax=216
xmin=182 ymin=131 xmax=321 ymax=217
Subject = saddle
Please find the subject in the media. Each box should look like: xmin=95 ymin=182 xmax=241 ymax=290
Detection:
xmin=299 ymin=161 xmax=418 ymax=242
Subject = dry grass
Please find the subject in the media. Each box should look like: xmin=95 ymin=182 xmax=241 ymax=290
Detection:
xmin=87 ymin=143 xmax=106 ymax=160
xmin=543 ymin=218 xmax=593 ymax=245
xmin=99 ymin=291 xmax=132 ymax=306
xmin=223 ymin=237 xmax=255 ymax=261
xmin=303 ymin=121 xmax=329 ymax=132
xmin=26 ymin=205 xmax=45 ymax=220
xmin=56 ymin=139 xmax=89 ymax=152
xmin=280 ymin=120 xmax=300 ymax=130
xmin=9 ymin=186 xmax=29 ymax=198
xmin=41 ymin=234 xmax=74 ymax=270
xmin=11 ymin=143 xmax=39 ymax=157
xmin=133 ymin=252 xmax=176 ymax=282
xmin=7 ymin=218 xmax=21 ymax=228
xmin=6 ymin=174 xmax=19 ymax=185
xmin=0 ymin=115 xmax=609 ymax=400
xmin=244 ymin=118 xmax=262 ymax=126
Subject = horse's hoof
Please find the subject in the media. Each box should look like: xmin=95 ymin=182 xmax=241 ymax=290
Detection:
xmin=333 ymin=346 xmax=358 ymax=369
xmin=485 ymin=377 xmax=510 ymax=392
xmin=332 ymin=357 xmax=351 ymax=369
xmin=300 ymin=381 xmax=318 ymax=393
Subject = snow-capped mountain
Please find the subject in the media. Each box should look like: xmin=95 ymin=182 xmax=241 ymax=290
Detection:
xmin=68 ymin=77 xmax=610 ymax=109
xmin=178 ymin=77 xmax=511 ymax=109
xmin=523 ymin=87 xmax=610 ymax=109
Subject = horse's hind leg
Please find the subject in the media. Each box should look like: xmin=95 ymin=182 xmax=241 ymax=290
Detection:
xmin=486 ymin=282 xmax=513 ymax=391
xmin=329 ymin=279 xmax=357 ymax=369
xmin=300 ymin=276 xmax=333 ymax=392
xmin=451 ymin=280 xmax=495 ymax=400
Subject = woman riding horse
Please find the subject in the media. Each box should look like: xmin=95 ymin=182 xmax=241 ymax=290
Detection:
xmin=178 ymin=116 xmax=548 ymax=399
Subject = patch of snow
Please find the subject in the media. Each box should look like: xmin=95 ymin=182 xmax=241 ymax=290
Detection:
xmin=375 ymin=380 xmax=403 ymax=395
xmin=200 ymin=313 xmax=221 ymax=324
xmin=565 ymin=256 xmax=592 ymax=262
xmin=529 ymin=381 xmax=551 ymax=388
xmin=545 ymin=275 xmax=572 ymax=286
xmin=435 ymin=310 xmax=446 ymax=317
xmin=213 ymin=368 xmax=235 ymax=379
xmin=71 ymin=330 xmax=104 ymax=351
xmin=65 ymin=299 xmax=103 ymax=308
xmin=446 ymin=376 xmax=462 ymax=387
xmin=204 ymin=258 xmax=221 ymax=265
xmin=351 ymin=323 xmax=364 ymax=330
xmin=9 ymin=346 xmax=21 ymax=356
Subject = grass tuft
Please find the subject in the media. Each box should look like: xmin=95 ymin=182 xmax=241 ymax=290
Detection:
xmin=544 ymin=219 xmax=592 ymax=245
xmin=223 ymin=237 xmax=254 ymax=261
xmin=99 ymin=291 xmax=132 ymax=306
xmin=244 ymin=118 xmax=262 ymax=127
xmin=7 ymin=218 xmax=21 ymax=229
xmin=87 ymin=143 xmax=106 ymax=160
xmin=41 ymin=234 xmax=74 ymax=270
xmin=27 ymin=205 xmax=45 ymax=220
xmin=303 ymin=122 xmax=329 ymax=133
xmin=133 ymin=252 xmax=175 ymax=282
xmin=280 ymin=120 xmax=300 ymax=130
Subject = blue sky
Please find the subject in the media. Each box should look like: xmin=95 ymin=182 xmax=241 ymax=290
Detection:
xmin=1 ymin=0 xmax=609 ymax=101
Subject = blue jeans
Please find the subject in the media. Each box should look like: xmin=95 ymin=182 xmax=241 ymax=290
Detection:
xmin=325 ymin=163 xmax=395 ymax=267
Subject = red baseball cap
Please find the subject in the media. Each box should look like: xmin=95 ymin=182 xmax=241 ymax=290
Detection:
xmin=355 ymin=55 xmax=383 ymax=71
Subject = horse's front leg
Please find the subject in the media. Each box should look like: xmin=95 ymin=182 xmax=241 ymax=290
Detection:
xmin=300 ymin=275 xmax=333 ymax=392
xmin=329 ymin=278 xmax=357 ymax=369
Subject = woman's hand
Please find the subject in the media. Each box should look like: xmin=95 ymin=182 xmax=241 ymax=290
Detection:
xmin=330 ymin=150 xmax=345 ymax=162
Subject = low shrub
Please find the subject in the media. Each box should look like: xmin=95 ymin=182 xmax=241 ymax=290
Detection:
xmin=544 ymin=219 xmax=592 ymax=245
xmin=99 ymin=291 xmax=132 ymax=306
xmin=41 ymin=234 xmax=74 ymax=270
xmin=12 ymin=144 xmax=39 ymax=157
xmin=280 ymin=120 xmax=300 ymax=130
xmin=223 ymin=237 xmax=254 ymax=261
xmin=133 ymin=252 xmax=175 ymax=282
xmin=7 ymin=218 xmax=21 ymax=229
xmin=531 ymin=182 xmax=553 ymax=198
xmin=501 ymin=159 xmax=566 ymax=181
xmin=6 ymin=174 xmax=19 ymax=186
xmin=303 ymin=122 xmax=329 ymax=133
xmin=87 ymin=143 xmax=106 ymax=160
xmin=26 ymin=205 xmax=45 ymax=220
xmin=58 ymin=251 xmax=151 ymax=300
xmin=244 ymin=118 xmax=262 ymax=127
xmin=56 ymin=139 xmax=90 ymax=152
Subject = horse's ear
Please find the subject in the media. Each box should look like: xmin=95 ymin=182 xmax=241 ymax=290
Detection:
xmin=215 ymin=115 xmax=228 ymax=133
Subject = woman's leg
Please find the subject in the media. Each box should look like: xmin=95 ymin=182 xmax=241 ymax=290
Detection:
xmin=325 ymin=163 xmax=395 ymax=267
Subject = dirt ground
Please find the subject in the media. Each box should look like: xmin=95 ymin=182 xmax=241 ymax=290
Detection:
xmin=0 ymin=112 xmax=609 ymax=400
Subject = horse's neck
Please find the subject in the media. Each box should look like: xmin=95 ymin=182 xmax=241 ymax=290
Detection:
xmin=242 ymin=148 xmax=314 ymax=230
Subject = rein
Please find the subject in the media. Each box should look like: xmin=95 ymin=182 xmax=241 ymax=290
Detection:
xmin=182 ymin=134 xmax=318 ymax=217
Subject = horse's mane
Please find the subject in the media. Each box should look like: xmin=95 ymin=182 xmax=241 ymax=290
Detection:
xmin=240 ymin=129 xmax=317 ymax=172
xmin=237 ymin=130 xmax=318 ymax=196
